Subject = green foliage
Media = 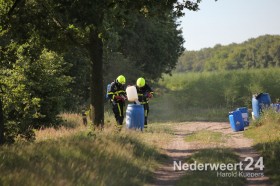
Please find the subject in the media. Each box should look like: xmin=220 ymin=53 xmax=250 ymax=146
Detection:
xmin=119 ymin=14 xmax=185 ymax=80
xmin=62 ymin=47 xmax=91 ymax=111
xmin=0 ymin=46 xmax=71 ymax=142
xmin=104 ymin=52 xmax=143 ymax=86
xmin=102 ymin=8 xmax=185 ymax=82
xmin=1 ymin=0 xmax=201 ymax=141
xmin=176 ymin=35 xmax=280 ymax=72
xmin=151 ymin=69 xmax=280 ymax=122
xmin=244 ymin=110 xmax=280 ymax=185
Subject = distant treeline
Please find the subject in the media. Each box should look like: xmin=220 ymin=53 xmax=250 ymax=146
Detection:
xmin=176 ymin=35 xmax=280 ymax=72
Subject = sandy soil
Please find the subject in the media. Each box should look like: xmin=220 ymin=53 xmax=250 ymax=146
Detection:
xmin=148 ymin=122 xmax=272 ymax=186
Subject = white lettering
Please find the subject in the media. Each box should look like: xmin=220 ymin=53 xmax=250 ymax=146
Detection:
xmin=182 ymin=162 xmax=189 ymax=170
xmin=173 ymin=161 xmax=182 ymax=171
xmin=197 ymin=163 xmax=204 ymax=171
xmin=217 ymin=171 xmax=224 ymax=177
xmin=204 ymin=163 xmax=210 ymax=171
xmin=173 ymin=157 xmax=264 ymax=173
xmin=227 ymin=163 xmax=233 ymax=171
xmin=255 ymin=157 xmax=265 ymax=170
xmin=190 ymin=161 xmax=197 ymax=171
xmin=220 ymin=163 xmax=226 ymax=171
xmin=235 ymin=162 xmax=243 ymax=170
xmin=210 ymin=163 xmax=220 ymax=171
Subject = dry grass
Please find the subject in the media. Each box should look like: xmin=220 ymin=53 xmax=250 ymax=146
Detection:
xmin=0 ymin=112 xmax=174 ymax=186
xmin=184 ymin=130 xmax=228 ymax=149
xmin=244 ymin=109 xmax=280 ymax=185
xmin=124 ymin=122 xmax=174 ymax=151
xmin=35 ymin=113 xmax=88 ymax=141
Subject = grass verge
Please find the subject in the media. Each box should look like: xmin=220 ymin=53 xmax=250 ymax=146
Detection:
xmin=244 ymin=109 xmax=280 ymax=185
xmin=0 ymin=113 xmax=173 ymax=186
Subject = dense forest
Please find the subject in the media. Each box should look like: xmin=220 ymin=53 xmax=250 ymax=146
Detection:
xmin=0 ymin=0 xmax=201 ymax=143
xmin=176 ymin=35 xmax=280 ymax=72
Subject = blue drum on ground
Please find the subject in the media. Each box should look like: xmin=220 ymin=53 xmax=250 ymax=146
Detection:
xmin=252 ymin=93 xmax=271 ymax=119
xmin=126 ymin=104 xmax=144 ymax=130
xmin=236 ymin=107 xmax=249 ymax=127
xmin=229 ymin=110 xmax=244 ymax=132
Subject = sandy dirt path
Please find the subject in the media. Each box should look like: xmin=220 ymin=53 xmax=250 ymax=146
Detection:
xmin=148 ymin=122 xmax=272 ymax=186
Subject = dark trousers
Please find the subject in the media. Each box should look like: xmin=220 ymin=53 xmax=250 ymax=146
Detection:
xmin=143 ymin=103 xmax=149 ymax=126
xmin=112 ymin=102 xmax=124 ymax=125
xmin=82 ymin=117 xmax=87 ymax=126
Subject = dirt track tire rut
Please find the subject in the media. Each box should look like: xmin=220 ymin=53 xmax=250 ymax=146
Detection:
xmin=148 ymin=122 xmax=272 ymax=186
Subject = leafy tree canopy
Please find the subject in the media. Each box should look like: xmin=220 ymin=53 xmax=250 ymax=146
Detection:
xmin=0 ymin=0 xmax=203 ymax=142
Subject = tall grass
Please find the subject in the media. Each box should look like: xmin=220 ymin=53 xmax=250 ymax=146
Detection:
xmin=244 ymin=109 xmax=280 ymax=185
xmin=0 ymin=113 xmax=173 ymax=186
xmin=150 ymin=68 xmax=280 ymax=122
xmin=35 ymin=113 xmax=87 ymax=141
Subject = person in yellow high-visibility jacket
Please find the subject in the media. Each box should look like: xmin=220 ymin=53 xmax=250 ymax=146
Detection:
xmin=136 ymin=77 xmax=154 ymax=128
xmin=107 ymin=75 xmax=127 ymax=130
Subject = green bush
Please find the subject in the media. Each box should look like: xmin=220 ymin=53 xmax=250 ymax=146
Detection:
xmin=1 ymin=46 xmax=72 ymax=142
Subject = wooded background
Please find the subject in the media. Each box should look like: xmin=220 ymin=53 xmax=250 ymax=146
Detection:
xmin=0 ymin=0 xmax=200 ymax=143
xmin=1 ymin=0 xmax=280 ymax=144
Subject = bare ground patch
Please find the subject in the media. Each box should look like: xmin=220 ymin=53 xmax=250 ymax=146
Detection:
xmin=148 ymin=122 xmax=272 ymax=186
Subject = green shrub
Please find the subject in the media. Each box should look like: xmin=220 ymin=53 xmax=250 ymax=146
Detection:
xmin=1 ymin=46 xmax=72 ymax=142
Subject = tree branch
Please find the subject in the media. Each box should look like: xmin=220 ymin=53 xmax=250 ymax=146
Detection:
xmin=39 ymin=1 xmax=83 ymax=47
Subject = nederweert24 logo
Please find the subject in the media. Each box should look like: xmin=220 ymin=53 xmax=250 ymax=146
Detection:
xmin=173 ymin=157 xmax=265 ymax=178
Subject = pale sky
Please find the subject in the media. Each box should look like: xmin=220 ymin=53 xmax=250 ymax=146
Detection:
xmin=179 ymin=0 xmax=280 ymax=51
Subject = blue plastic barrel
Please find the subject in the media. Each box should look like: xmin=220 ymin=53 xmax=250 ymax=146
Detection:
xmin=276 ymin=104 xmax=280 ymax=112
xmin=271 ymin=103 xmax=280 ymax=112
xmin=126 ymin=104 xmax=144 ymax=130
xmin=106 ymin=83 xmax=112 ymax=100
xmin=229 ymin=110 xmax=244 ymax=132
xmin=252 ymin=93 xmax=271 ymax=119
xmin=236 ymin=107 xmax=249 ymax=127
xmin=252 ymin=96 xmax=259 ymax=119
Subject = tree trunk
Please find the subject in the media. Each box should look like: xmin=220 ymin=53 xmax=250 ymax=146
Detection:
xmin=0 ymin=99 xmax=4 ymax=144
xmin=88 ymin=29 xmax=104 ymax=128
